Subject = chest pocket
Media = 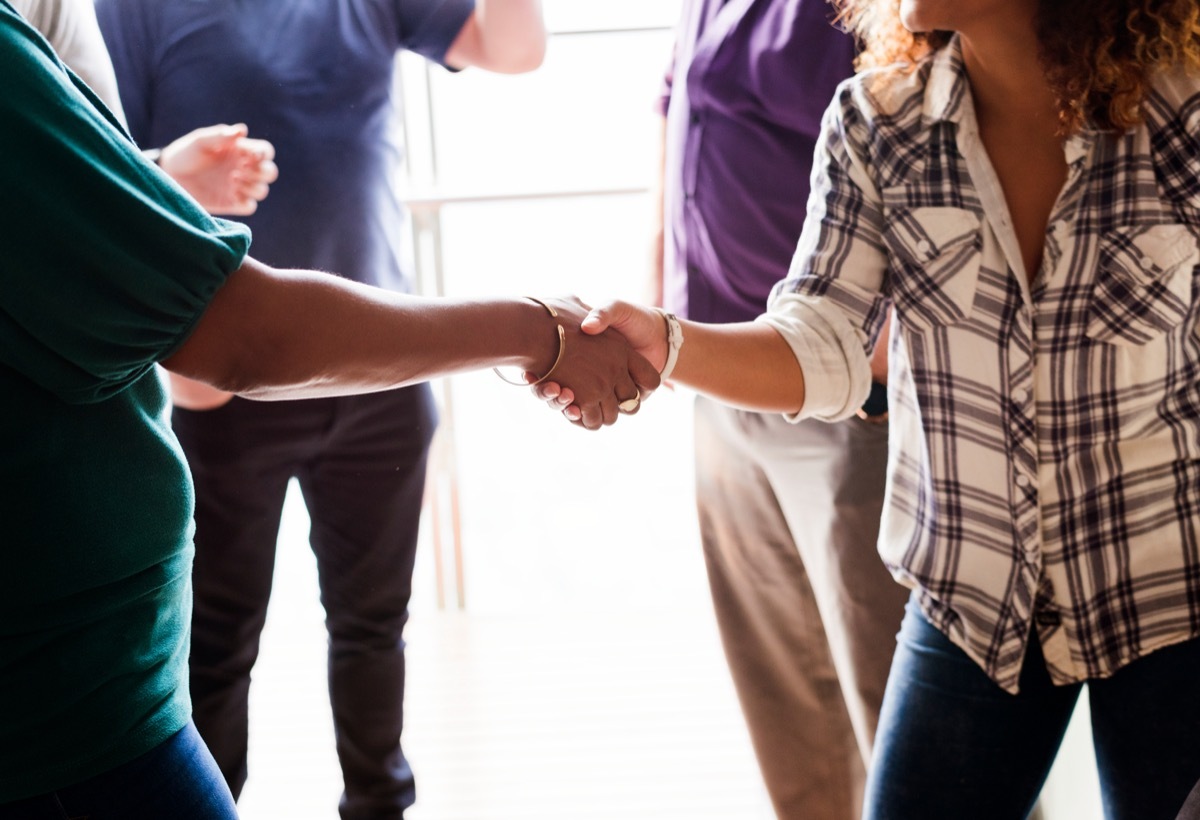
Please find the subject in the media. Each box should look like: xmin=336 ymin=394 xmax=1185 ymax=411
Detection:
xmin=1087 ymin=224 xmax=1198 ymax=346
xmin=882 ymin=206 xmax=983 ymax=332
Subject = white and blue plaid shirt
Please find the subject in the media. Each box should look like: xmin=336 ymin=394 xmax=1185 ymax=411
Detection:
xmin=761 ymin=37 xmax=1200 ymax=693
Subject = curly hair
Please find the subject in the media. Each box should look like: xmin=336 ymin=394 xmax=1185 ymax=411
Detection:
xmin=834 ymin=0 xmax=1200 ymax=132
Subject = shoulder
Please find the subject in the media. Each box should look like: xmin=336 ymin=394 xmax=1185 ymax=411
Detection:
xmin=820 ymin=59 xmax=939 ymax=179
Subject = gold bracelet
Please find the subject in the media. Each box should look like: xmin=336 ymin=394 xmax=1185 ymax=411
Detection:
xmin=494 ymin=297 xmax=567 ymax=387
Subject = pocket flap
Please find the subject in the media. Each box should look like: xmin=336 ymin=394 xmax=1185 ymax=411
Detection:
xmin=1100 ymin=224 xmax=1199 ymax=286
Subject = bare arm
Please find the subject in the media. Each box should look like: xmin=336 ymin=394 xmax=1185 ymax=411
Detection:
xmin=647 ymin=115 xmax=667 ymax=307
xmin=536 ymin=301 xmax=807 ymax=419
xmin=444 ymin=0 xmax=546 ymax=73
xmin=583 ymin=302 xmax=807 ymax=414
xmin=163 ymin=257 xmax=659 ymax=429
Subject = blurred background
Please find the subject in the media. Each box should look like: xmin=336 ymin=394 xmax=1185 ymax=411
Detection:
xmin=232 ymin=2 xmax=1102 ymax=817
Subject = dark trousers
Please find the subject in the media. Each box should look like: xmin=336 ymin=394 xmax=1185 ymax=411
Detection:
xmin=172 ymin=386 xmax=437 ymax=820
xmin=866 ymin=593 xmax=1200 ymax=820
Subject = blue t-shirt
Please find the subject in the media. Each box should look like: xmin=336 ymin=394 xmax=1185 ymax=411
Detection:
xmin=96 ymin=0 xmax=476 ymax=291
xmin=0 ymin=0 xmax=250 ymax=799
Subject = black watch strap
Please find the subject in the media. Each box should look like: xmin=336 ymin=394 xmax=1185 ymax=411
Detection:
xmin=857 ymin=380 xmax=888 ymax=421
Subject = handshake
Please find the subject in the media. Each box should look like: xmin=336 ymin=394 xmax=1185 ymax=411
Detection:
xmin=503 ymin=296 xmax=682 ymax=431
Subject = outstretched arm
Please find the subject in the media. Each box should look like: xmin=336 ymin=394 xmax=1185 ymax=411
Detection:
xmin=445 ymin=0 xmax=546 ymax=73
xmin=163 ymin=258 xmax=659 ymax=430
xmin=584 ymin=302 xmax=806 ymax=414
xmin=535 ymin=302 xmax=807 ymax=421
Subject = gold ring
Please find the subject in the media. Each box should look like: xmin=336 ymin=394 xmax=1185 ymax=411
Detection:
xmin=618 ymin=390 xmax=641 ymax=413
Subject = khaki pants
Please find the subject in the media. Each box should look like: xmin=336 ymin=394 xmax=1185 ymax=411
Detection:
xmin=694 ymin=397 xmax=907 ymax=820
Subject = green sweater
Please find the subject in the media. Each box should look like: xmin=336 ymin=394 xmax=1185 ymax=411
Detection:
xmin=0 ymin=2 xmax=250 ymax=800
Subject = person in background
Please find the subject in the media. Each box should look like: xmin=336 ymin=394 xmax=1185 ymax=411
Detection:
xmin=554 ymin=0 xmax=1200 ymax=817
xmin=0 ymin=3 xmax=656 ymax=816
xmin=651 ymin=2 xmax=907 ymax=816
xmin=94 ymin=2 xmax=546 ymax=817
xmin=10 ymin=0 xmax=277 ymax=218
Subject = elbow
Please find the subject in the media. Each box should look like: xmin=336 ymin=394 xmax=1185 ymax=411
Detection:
xmin=491 ymin=37 xmax=546 ymax=74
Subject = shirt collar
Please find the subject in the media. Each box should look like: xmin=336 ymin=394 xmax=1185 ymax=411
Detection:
xmin=922 ymin=34 xmax=971 ymax=126
xmin=921 ymin=33 xmax=1101 ymax=165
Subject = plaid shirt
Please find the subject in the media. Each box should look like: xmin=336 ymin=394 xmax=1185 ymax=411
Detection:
xmin=760 ymin=38 xmax=1200 ymax=693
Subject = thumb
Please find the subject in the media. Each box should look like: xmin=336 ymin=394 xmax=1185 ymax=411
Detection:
xmin=580 ymin=306 xmax=611 ymax=336
xmin=580 ymin=300 xmax=632 ymax=336
xmin=197 ymin=122 xmax=249 ymax=148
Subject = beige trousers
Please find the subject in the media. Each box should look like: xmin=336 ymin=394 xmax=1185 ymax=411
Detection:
xmin=694 ymin=397 xmax=908 ymax=820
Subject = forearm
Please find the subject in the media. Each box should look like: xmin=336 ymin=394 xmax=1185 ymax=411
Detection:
xmin=163 ymin=257 xmax=559 ymax=400
xmin=671 ymin=320 xmax=807 ymax=414
xmin=648 ymin=115 xmax=667 ymax=306
xmin=447 ymin=0 xmax=546 ymax=73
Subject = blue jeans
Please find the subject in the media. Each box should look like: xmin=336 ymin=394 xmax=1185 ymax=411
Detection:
xmin=865 ymin=594 xmax=1200 ymax=820
xmin=0 ymin=723 xmax=237 ymax=820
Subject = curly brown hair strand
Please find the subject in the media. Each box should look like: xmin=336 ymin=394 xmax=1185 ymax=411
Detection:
xmin=834 ymin=0 xmax=1200 ymax=132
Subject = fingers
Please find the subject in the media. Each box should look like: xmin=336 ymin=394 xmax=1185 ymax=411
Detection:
xmin=238 ymin=178 xmax=272 ymax=201
xmin=530 ymin=297 xmax=664 ymax=430
xmin=627 ymin=351 xmax=661 ymax=399
xmin=224 ymin=148 xmax=278 ymax=215
xmin=531 ymin=379 xmax=574 ymax=410
xmin=189 ymin=122 xmax=248 ymax=150
xmin=616 ymin=387 xmax=642 ymax=416
xmin=239 ymin=137 xmax=276 ymax=164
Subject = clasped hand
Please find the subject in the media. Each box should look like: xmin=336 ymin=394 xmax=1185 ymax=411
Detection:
xmin=528 ymin=298 xmax=670 ymax=430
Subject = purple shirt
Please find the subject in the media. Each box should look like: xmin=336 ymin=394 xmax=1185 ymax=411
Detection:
xmin=661 ymin=0 xmax=856 ymax=323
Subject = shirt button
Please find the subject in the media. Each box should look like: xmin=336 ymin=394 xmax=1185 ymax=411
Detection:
xmin=1140 ymin=256 xmax=1155 ymax=270
xmin=915 ymin=239 xmax=933 ymax=257
xmin=1012 ymin=388 xmax=1030 ymax=404
xmin=1015 ymin=474 xmax=1031 ymax=489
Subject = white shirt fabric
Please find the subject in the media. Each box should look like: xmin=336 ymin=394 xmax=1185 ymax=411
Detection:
xmin=10 ymin=0 xmax=126 ymax=123
xmin=761 ymin=37 xmax=1200 ymax=693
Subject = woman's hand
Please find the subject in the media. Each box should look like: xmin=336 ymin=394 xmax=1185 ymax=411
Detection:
xmin=528 ymin=297 xmax=660 ymax=430
xmin=533 ymin=299 xmax=669 ymax=423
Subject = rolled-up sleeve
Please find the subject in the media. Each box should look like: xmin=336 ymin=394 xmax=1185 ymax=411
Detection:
xmin=760 ymin=81 xmax=890 ymax=422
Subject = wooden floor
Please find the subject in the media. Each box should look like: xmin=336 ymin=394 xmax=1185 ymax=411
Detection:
xmin=235 ymin=385 xmax=776 ymax=819
xmin=234 ymin=521 xmax=775 ymax=819
xmin=228 ymin=377 xmax=1102 ymax=819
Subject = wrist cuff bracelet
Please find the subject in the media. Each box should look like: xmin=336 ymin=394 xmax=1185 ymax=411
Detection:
xmin=494 ymin=297 xmax=566 ymax=387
